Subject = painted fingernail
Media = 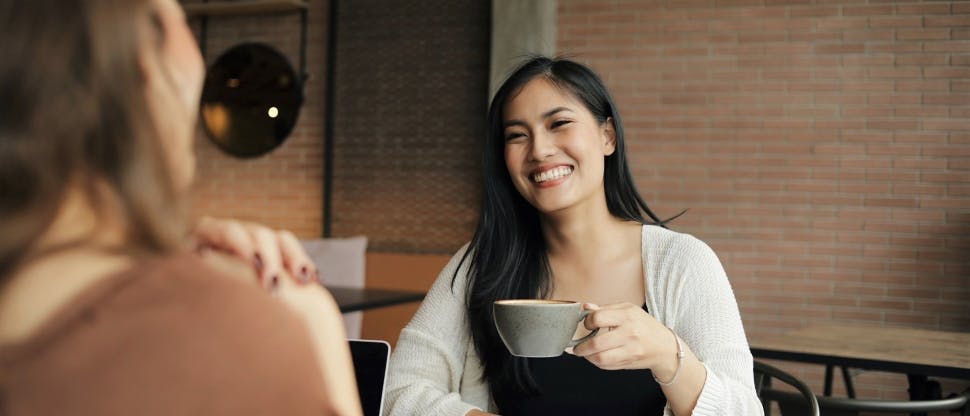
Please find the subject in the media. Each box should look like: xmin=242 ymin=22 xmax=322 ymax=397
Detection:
xmin=253 ymin=253 xmax=263 ymax=270
xmin=268 ymin=274 xmax=279 ymax=294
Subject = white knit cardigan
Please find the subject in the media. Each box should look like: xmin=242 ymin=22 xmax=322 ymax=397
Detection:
xmin=384 ymin=225 xmax=764 ymax=416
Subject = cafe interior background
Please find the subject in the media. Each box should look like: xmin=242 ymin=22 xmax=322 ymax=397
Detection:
xmin=181 ymin=0 xmax=968 ymax=404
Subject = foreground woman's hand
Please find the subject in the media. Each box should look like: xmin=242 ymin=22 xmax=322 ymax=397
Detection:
xmin=190 ymin=218 xmax=360 ymax=415
xmin=191 ymin=216 xmax=318 ymax=288
xmin=196 ymin=244 xmax=362 ymax=415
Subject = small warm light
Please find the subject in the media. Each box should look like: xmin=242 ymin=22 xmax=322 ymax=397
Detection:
xmin=201 ymin=103 xmax=230 ymax=143
xmin=268 ymin=106 xmax=279 ymax=118
xmin=227 ymin=78 xmax=240 ymax=88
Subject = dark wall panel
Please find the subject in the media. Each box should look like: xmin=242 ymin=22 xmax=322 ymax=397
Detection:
xmin=330 ymin=0 xmax=489 ymax=253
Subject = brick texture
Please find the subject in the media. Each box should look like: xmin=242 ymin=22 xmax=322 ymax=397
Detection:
xmin=328 ymin=0 xmax=488 ymax=253
xmin=183 ymin=0 xmax=329 ymax=237
xmin=560 ymin=0 xmax=969 ymax=400
xmin=183 ymin=0 xmax=487 ymax=254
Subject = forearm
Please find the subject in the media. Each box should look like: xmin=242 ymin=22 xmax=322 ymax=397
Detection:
xmin=386 ymin=326 xmax=488 ymax=415
xmin=653 ymin=330 xmax=706 ymax=416
xmin=309 ymin=291 xmax=363 ymax=416
xmin=279 ymin=277 xmax=363 ymax=416
xmin=385 ymin=246 xmax=494 ymax=415
xmin=656 ymin=235 xmax=763 ymax=414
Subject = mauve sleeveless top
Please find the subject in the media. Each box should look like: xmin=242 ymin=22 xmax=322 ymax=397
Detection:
xmin=0 ymin=252 xmax=336 ymax=415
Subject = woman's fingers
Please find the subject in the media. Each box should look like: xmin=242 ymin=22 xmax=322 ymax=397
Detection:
xmin=570 ymin=330 xmax=635 ymax=369
xmin=573 ymin=302 xmax=659 ymax=370
xmin=192 ymin=216 xmax=319 ymax=289
xmin=582 ymin=302 xmax=637 ymax=331
xmin=572 ymin=321 xmax=622 ymax=356
xmin=194 ymin=217 xmax=255 ymax=261
xmin=276 ymin=229 xmax=318 ymax=283
xmin=247 ymin=224 xmax=283 ymax=289
xmin=583 ymin=346 xmax=635 ymax=370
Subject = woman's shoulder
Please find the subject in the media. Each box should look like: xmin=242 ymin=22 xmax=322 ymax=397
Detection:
xmin=123 ymin=252 xmax=322 ymax=355
xmin=1 ymin=251 xmax=329 ymax=414
xmin=640 ymin=224 xmax=722 ymax=269
xmin=433 ymin=242 xmax=474 ymax=285
xmin=5 ymin=251 xmax=314 ymax=357
xmin=641 ymin=224 xmax=713 ymax=252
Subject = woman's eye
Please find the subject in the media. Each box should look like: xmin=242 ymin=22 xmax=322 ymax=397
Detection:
xmin=551 ymin=120 xmax=572 ymax=129
xmin=505 ymin=132 xmax=525 ymax=141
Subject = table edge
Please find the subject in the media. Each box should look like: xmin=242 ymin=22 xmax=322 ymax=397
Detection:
xmin=751 ymin=346 xmax=970 ymax=380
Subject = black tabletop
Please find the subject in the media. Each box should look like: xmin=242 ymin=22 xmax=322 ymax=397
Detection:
xmin=327 ymin=286 xmax=426 ymax=313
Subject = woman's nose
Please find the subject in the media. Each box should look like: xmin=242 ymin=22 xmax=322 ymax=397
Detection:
xmin=529 ymin=130 xmax=557 ymax=161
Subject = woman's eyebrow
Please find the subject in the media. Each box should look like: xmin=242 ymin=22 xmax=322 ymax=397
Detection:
xmin=503 ymin=119 xmax=527 ymax=129
xmin=503 ymin=107 xmax=575 ymax=129
xmin=542 ymin=106 xmax=573 ymax=119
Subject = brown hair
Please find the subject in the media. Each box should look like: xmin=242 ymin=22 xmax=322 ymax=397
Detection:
xmin=0 ymin=0 xmax=186 ymax=280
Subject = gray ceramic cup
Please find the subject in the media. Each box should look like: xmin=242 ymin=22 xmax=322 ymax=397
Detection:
xmin=493 ymin=299 xmax=599 ymax=358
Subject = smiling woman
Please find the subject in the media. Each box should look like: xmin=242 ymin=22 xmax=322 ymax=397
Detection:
xmin=383 ymin=57 xmax=763 ymax=416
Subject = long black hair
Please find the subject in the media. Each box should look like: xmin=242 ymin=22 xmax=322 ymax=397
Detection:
xmin=455 ymin=56 xmax=680 ymax=398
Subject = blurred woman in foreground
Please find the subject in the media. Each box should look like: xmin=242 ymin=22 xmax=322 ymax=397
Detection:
xmin=0 ymin=0 xmax=361 ymax=414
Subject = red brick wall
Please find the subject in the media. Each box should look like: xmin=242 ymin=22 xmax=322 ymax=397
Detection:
xmin=559 ymin=0 xmax=968 ymax=399
xmin=184 ymin=0 xmax=329 ymax=237
xmin=183 ymin=0 xmax=487 ymax=252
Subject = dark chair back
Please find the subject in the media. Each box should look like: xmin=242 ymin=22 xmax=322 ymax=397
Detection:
xmin=754 ymin=360 xmax=821 ymax=416
xmin=756 ymin=367 xmax=969 ymax=416
xmin=812 ymin=388 xmax=970 ymax=416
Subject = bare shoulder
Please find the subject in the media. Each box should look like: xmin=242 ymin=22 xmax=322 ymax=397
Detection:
xmin=275 ymin=273 xmax=341 ymax=317
xmin=0 ymin=252 xmax=132 ymax=346
xmin=190 ymin=251 xmax=341 ymax=331
xmin=197 ymin=249 xmax=259 ymax=286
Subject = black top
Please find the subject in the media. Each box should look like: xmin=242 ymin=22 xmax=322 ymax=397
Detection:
xmin=493 ymin=305 xmax=667 ymax=416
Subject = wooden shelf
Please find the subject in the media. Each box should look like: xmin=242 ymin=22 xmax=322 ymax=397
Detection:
xmin=184 ymin=0 xmax=307 ymax=17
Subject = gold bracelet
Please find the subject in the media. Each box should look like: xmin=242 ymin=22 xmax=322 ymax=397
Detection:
xmin=653 ymin=327 xmax=686 ymax=386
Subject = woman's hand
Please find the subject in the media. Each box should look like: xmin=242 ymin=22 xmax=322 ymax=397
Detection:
xmin=569 ymin=302 xmax=676 ymax=372
xmin=191 ymin=216 xmax=319 ymax=289
xmin=192 ymin=218 xmax=360 ymax=415
xmin=571 ymin=302 xmax=707 ymax=415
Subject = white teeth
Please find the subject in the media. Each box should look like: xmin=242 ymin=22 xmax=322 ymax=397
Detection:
xmin=533 ymin=166 xmax=573 ymax=183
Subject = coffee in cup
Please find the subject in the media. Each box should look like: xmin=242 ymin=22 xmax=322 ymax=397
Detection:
xmin=493 ymin=299 xmax=599 ymax=358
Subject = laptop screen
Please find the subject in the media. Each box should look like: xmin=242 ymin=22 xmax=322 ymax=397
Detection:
xmin=349 ymin=339 xmax=390 ymax=416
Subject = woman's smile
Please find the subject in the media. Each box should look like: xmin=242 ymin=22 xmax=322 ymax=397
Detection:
xmin=532 ymin=165 xmax=574 ymax=187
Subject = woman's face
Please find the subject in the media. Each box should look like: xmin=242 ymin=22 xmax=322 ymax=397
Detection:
xmin=145 ymin=0 xmax=205 ymax=190
xmin=502 ymin=77 xmax=616 ymax=216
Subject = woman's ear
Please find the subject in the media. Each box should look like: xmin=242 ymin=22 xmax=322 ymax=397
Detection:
xmin=602 ymin=117 xmax=617 ymax=156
